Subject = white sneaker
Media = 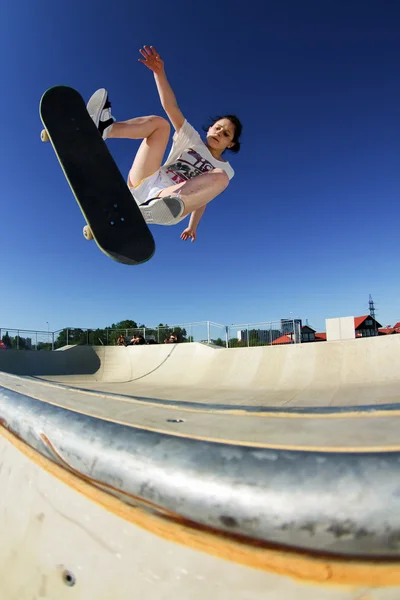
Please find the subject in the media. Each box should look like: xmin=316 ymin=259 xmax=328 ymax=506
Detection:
xmin=87 ymin=88 xmax=115 ymax=139
xmin=138 ymin=195 xmax=185 ymax=225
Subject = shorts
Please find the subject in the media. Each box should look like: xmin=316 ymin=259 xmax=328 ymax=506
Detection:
xmin=129 ymin=169 xmax=186 ymax=226
xmin=130 ymin=169 xmax=173 ymax=204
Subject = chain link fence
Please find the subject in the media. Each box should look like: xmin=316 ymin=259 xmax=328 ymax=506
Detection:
xmin=0 ymin=319 xmax=302 ymax=351
xmin=0 ymin=328 xmax=55 ymax=351
xmin=226 ymin=319 xmax=302 ymax=348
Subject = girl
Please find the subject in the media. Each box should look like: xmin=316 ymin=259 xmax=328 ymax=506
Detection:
xmin=87 ymin=45 xmax=242 ymax=242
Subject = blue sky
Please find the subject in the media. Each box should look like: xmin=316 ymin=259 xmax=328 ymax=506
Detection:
xmin=1 ymin=0 xmax=399 ymax=334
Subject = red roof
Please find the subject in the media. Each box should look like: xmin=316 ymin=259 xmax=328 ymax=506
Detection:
xmin=354 ymin=315 xmax=369 ymax=328
xmin=315 ymin=332 xmax=327 ymax=341
xmin=379 ymin=326 xmax=400 ymax=335
xmin=271 ymin=334 xmax=293 ymax=345
xmin=354 ymin=315 xmax=382 ymax=329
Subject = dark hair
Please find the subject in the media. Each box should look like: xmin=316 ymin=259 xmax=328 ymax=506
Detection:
xmin=202 ymin=115 xmax=243 ymax=154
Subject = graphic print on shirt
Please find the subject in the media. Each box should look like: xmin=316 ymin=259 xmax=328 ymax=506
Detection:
xmin=165 ymin=148 xmax=215 ymax=184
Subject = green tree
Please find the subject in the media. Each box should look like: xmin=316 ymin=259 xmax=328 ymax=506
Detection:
xmin=109 ymin=320 xmax=138 ymax=330
xmin=52 ymin=319 xmax=199 ymax=347
xmin=171 ymin=326 xmax=187 ymax=342
xmin=66 ymin=328 xmax=87 ymax=346
xmin=249 ymin=329 xmax=260 ymax=347
xmin=228 ymin=337 xmax=245 ymax=348
xmin=88 ymin=328 xmax=108 ymax=346
xmin=17 ymin=336 xmax=27 ymax=350
xmin=7 ymin=335 xmax=27 ymax=349
xmin=2 ymin=332 xmax=11 ymax=348
xmin=37 ymin=342 xmax=52 ymax=351
xmin=157 ymin=325 xmax=188 ymax=343
xmin=106 ymin=320 xmax=140 ymax=345
xmin=55 ymin=328 xmax=68 ymax=348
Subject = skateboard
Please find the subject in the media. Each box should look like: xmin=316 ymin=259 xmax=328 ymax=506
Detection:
xmin=39 ymin=85 xmax=155 ymax=265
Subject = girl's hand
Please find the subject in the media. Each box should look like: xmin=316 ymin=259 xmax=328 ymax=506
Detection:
xmin=181 ymin=227 xmax=197 ymax=242
xmin=138 ymin=45 xmax=164 ymax=75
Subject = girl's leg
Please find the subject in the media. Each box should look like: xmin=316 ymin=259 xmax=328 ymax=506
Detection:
xmin=108 ymin=116 xmax=170 ymax=187
xmin=158 ymin=169 xmax=229 ymax=217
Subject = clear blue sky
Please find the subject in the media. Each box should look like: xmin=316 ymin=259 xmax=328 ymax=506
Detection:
xmin=1 ymin=0 xmax=399 ymax=333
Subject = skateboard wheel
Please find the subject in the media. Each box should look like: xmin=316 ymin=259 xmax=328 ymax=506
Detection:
xmin=41 ymin=129 xmax=50 ymax=142
xmin=83 ymin=225 xmax=93 ymax=240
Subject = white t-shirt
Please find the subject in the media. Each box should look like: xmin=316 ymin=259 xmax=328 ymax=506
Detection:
xmin=160 ymin=120 xmax=235 ymax=186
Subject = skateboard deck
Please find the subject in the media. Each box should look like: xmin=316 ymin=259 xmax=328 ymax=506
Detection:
xmin=39 ymin=86 xmax=155 ymax=265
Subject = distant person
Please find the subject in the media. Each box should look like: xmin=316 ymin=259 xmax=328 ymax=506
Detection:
xmin=164 ymin=333 xmax=178 ymax=344
xmin=127 ymin=334 xmax=146 ymax=346
xmin=127 ymin=335 xmax=138 ymax=346
xmin=117 ymin=334 xmax=126 ymax=346
xmin=136 ymin=334 xmax=146 ymax=345
xmin=86 ymin=45 xmax=242 ymax=243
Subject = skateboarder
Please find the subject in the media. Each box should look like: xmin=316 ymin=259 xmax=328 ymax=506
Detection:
xmin=86 ymin=45 xmax=242 ymax=243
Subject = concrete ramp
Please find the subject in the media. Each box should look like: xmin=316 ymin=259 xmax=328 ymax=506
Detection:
xmin=4 ymin=334 xmax=400 ymax=406
xmin=1 ymin=337 xmax=400 ymax=599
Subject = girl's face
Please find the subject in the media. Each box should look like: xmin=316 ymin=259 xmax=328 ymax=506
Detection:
xmin=206 ymin=119 xmax=235 ymax=153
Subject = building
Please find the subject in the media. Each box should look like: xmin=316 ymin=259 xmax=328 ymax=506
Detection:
xmin=239 ymin=314 xmax=394 ymax=346
xmin=301 ymin=325 xmax=326 ymax=343
xmin=354 ymin=315 xmax=382 ymax=337
xmin=378 ymin=322 xmax=400 ymax=335
xmin=273 ymin=325 xmax=326 ymax=344
xmin=281 ymin=318 xmax=302 ymax=335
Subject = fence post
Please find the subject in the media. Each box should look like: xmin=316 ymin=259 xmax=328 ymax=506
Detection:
xmin=295 ymin=319 xmax=301 ymax=344
xmin=225 ymin=326 xmax=229 ymax=348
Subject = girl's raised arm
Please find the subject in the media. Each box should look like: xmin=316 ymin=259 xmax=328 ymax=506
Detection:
xmin=138 ymin=45 xmax=185 ymax=132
